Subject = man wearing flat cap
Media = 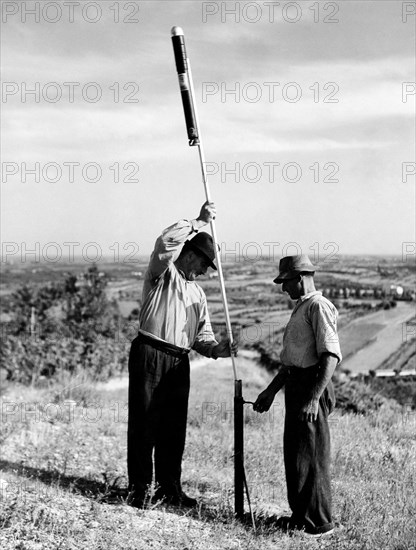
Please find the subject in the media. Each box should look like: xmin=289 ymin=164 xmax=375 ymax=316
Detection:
xmin=128 ymin=200 xmax=236 ymax=508
xmin=254 ymin=255 xmax=342 ymax=537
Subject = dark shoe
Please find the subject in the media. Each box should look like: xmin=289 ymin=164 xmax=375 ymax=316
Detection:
xmin=127 ymin=489 xmax=147 ymax=509
xmin=275 ymin=515 xmax=304 ymax=533
xmin=275 ymin=516 xmax=295 ymax=531
xmin=153 ymin=487 xmax=197 ymax=508
xmin=129 ymin=497 xmax=146 ymax=509
xmin=304 ymin=528 xmax=334 ymax=538
xmin=173 ymin=491 xmax=198 ymax=508
xmin=275 ymin=515 xmax=335 ymax=537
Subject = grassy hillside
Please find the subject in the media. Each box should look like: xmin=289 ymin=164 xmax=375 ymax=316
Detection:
xmin=1 ymin=261 xmax=415 ymax=548
xmin=1 ymin=355 xmax=415 ymax=550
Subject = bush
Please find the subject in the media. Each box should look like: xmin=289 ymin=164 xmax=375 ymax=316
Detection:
xmin=0 ymin=334 xmax=129 ymax=384
xmin=0 ymin=266 xmax=128 ymax=385
xmin=332 ymin=377 xmax=400 ymax=415
xmin=62 ymin=266 xmax=120 ymax=341
xmin=367 ymin=377 xmax=416 ymax=409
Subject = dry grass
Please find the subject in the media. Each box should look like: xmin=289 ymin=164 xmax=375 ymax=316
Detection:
xmin=0 ymin=356 xmax=415 ymax=550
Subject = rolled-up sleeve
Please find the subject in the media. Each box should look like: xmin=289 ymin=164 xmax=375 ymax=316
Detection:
xmin=147 ymin=220 xmax=195 ymax=280
xmin=311 ymin=301 xmax=342 ymax=364
xmin=191 ymin=294 xmax=218 ymax=358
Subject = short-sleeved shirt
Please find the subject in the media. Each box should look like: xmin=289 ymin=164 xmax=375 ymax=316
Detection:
xmin=280 ymin=291 xmax=342 ymax=368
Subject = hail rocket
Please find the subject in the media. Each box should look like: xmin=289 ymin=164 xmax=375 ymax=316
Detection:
xmin=171 ymin=26 xmax=200 ymax=145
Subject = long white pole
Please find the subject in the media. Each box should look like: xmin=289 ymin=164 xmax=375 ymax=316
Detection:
xmin=187 ymin=60 xmax=238 ymax=381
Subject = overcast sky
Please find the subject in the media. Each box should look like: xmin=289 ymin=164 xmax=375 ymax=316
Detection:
xmin=1 ymin=0 xmax=415 ymax=263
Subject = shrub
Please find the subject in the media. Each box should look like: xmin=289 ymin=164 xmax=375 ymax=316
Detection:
xmin=0 ymin=266 xmax=127 ymax=385
xmin=0 ymin=334 xmax=129 ymax=384
xmin=332 ymin=377 xmax=400 ymax=415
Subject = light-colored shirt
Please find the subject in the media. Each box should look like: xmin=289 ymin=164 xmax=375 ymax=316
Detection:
xmin=139 ymin=219 xmax=218 ymax=357
xmin=280 ymin=291 xmax=342 ymax=368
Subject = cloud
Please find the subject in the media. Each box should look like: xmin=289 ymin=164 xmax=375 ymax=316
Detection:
xmin=1 ymin=2 xmax=414 ymax=254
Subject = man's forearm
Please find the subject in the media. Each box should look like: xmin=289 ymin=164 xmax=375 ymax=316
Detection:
xmin=192 ymin=339 xmax=217 ymax=358
xmin=267 ymin=365 xmax=290 ymax=395
xmin=191 ymin=218 xmax=208 ymax=231
xmin=310 ymin=353 xmax=338 ymax=401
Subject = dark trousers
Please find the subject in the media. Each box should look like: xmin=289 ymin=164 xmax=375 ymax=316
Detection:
xmin=127 ymin=335 xmax=190 ymax=499
xmin=284 ymin=365 xmax=335 ymax=535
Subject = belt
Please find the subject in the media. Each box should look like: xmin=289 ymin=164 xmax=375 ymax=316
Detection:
xmin=137 ymin=332 xmax=190 ymax=359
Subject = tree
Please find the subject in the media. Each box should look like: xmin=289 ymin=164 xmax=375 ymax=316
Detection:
xmin=62 ymin=265 xmax=119 ymax=341
xmin=9 ymin=282 xmax=63 ymax=336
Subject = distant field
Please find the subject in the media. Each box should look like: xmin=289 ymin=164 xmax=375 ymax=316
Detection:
xmin=339 ymin=322 xmax=386 ymax=361
xmin=340 ymin=302 xmax=415 ymax=373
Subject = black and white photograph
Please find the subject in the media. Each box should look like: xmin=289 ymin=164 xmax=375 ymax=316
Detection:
xmin=1 ymin=1 xmax=415 ymax=548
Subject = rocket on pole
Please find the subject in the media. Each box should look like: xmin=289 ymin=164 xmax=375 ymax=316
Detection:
xmin=170 ymin=26 xmax=238 ymax=380
xmin=171 ymin=26 xmax=200 ymax=145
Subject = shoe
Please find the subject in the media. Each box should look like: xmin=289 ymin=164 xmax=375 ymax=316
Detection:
xmin=275 ymin=516 xmax=297 ymax=532
xmin=127 ymin=493 xmax=147 ymax=509
xmin=129 ymin=497 xmax=146 ymax=509
xmin=153 ymin=487 xmax=197 ymax=508
xmin=304 ymin=528 xmax=334 ymax=538
xmin=172 ymin=491 xmax=198 ymax=508
xmin=275 ymin=516 xmax=334 ymax=537
xmin=127 ymin=488 xmax=149 ymax=509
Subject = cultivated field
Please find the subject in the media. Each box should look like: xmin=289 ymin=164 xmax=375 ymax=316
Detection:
xmin=340 ymin=302 xmax=415 ymax=372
